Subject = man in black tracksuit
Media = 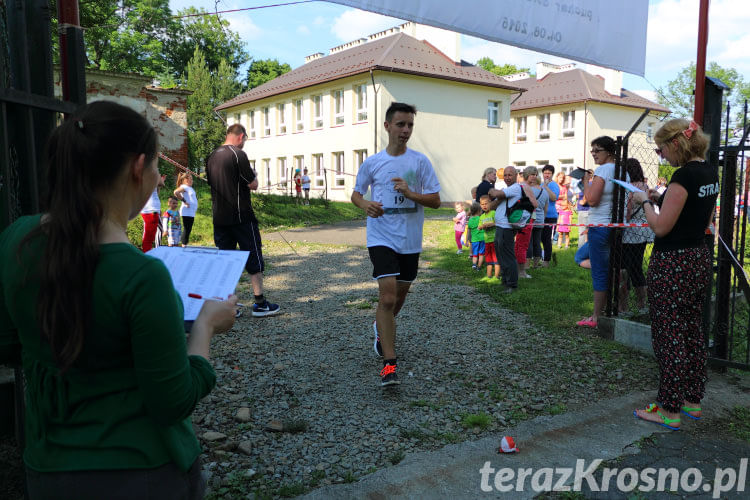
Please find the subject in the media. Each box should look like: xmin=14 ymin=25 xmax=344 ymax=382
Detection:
xmin=206 ymin=123 xmax=280 ymax=317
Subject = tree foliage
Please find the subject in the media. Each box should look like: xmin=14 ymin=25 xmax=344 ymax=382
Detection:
xmin=658 ymin=62 xmax=750 ymax=127
xmin=475 ymin=57 xmax=531 ymax=77
xmin=246 ymin=59 xmax=292 ymax=90
xmin=185 ymin=48 xmax=241 ymax=173
xmin=166 ymin=7 xmax=249 ymax=79
xmin=74 ymin=1 xmax=250 ymax=81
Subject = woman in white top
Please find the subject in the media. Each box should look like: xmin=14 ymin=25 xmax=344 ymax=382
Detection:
xmin=173 ymin=172 xmax=198 ymax=247
xmin=577 ymin=136 xmax=618 ymax=328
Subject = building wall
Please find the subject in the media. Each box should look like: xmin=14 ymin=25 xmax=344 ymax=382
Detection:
xmin=586 ymin=103 xmax=661 ymax=181
xmin=510 ymin=105 xmax=584 ymax=173
xmin=53 ymin=70 xmax=190 ymax=168
xmin=511 ymin=103 xmax=662 ymax=180
xmin=224 ymin=71 xmax=517 ymax=203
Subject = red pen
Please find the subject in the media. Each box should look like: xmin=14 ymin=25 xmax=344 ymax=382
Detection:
xmin=187 ymin=293 xmax=244 ymax=307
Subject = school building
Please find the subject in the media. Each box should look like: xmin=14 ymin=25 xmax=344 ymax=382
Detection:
xmin=215 ymin=22 xmax=524 ymax=203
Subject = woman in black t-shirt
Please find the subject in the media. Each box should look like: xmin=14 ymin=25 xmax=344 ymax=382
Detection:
xmin=632 ymin=118 xmax=718 ymax=430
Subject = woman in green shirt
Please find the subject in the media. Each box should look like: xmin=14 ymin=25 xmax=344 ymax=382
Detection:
xmin=0 ymin=101 xmax=238 ymax=499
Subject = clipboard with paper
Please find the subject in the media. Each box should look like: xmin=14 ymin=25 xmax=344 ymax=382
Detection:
xmin=610 ymin=178 xmax=644 ymax=193
xmin=146 ymin=246 xmax=249 ymax=320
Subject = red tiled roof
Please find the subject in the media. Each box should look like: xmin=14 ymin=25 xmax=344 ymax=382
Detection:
xmin=509 ymin=69 xmax=669 ymax=113
xmin=216 ymin=33 xmax=525 ymax=110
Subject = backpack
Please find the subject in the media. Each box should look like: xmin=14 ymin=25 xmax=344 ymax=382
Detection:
xmin=506 ymin=187 xmax=536 ymax=229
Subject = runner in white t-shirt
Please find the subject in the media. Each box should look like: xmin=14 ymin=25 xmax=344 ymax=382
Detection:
xmin=351 ymin=102 xmax=441 ymax=387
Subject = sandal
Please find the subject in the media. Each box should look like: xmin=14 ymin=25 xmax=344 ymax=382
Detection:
xmin=681 ymin=406 xmax=702 ymax=420
xmin=633 ymin=403 xmax=680 ymax=430
xmin=576 ymin=317 xmax=597 ymax=328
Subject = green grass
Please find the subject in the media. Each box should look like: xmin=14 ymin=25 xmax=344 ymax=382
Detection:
xmin=460 ymin=412 xmax=492 ymax=429
xmin=728 ymin=405 xmax=750 ymax=442
xmin=423 ymin=219 xmax=594 ymax=331
xmin=126 ymin=181 xmax=453 ymax=249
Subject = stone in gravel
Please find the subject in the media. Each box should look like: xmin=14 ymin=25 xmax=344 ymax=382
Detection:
xmin=202 ymin=431 xmax=227 ymax=442
xmin=244 ymin=468 xmax=256 ymax=478
xmin=273 ymin=363 xmax=285 ymax=371
xmin=228 ymin=393 xmax=244 ymax=401
xmin=237 ymin=440 xmax=253 ymax=455
xmin=217 ymin=441 xmax=238 ymax=452
xmin=530 ymin=404 xmax=545 ymax=411
xmin=316 ymin=462 xmax=328 ymax=470
xmin=265 ymin=420 xmax=285 ymax=432
xmin=235 ymin=407 xmax=252 ymax=422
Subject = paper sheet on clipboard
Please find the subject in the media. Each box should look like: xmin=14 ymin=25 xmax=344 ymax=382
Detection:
xmin=610 ymin=178 xmax=644 ymax=193
xmin=146 ymin=246 xmax=249 ymax=320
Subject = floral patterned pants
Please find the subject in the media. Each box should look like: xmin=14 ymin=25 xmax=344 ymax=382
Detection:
xmin=647 ymin=246 xmax=710 ymax=413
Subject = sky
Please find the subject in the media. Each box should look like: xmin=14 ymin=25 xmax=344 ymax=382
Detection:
xmin=169 ymin=0 xmax=750 ymax=104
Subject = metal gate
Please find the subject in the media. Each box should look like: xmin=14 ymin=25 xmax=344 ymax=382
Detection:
xmin=1 ymin=1 xmax=87 ymax=495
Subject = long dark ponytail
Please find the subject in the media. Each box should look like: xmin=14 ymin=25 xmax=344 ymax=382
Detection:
xmin=25 ymin=101 xmax=157 ymax=373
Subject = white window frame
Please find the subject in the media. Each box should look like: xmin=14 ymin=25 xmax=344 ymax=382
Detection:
xmin=561 ymin=111 xmax=575 ymax=138
xmin=353 ymin=149 xmax=367 ymax=176
xmin=263 ymin=158 xmax=271 ymax=190
xmin=559 ymin=159 xmax=574 ymax=175
xmin=312 ymin=153 xmax=324 ymax=188
xmin=487 ymin=101 xmax=500 ymax=127
xmin=515 ymin=116 xmax=527 ymax=142
xmin=277 ymin=103 xmax=287 ymax=134
xmin=248 ymin=110 xmax=256 ymax=139
xmin=355 ymin=84 xmax=367 ymax=122
xmin=294 ymin=155 xmax=304 ymax=178
xmin=332 ymin=151 xmax=345 ymax=187
xmin=233 ymin=112 xmax=240 ymax=125
xmin=312 ymin=95 xmax=323 ymax=129
xmin=295 ymin=99 xmax=304 ymax=131
xmin=646 ymin=122 xmax=654 ymax=141
xmin=277 ymin=157 xmax=288 ymax=189
xmin=538 ymin=113 xmax=550 ymax=140
xmin=332 ymin=90 xmax=344 ymax=126
xmin=263 ymin=107 xmax=270 ymax=137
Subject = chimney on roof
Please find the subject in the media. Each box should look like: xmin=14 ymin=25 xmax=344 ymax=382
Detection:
xmin=329 ymin=38 xmax=368 ymax=55
xmin=305 ymin=52 xmax=325 ymax=63
xmin=503 ymin=72 xmax=530 ymax=82
xmin=536 ymin=61 xmax=577 ymax=80
xmin=585 ymin=64 xmax=623 ymax=96
xmin=398 ymin=22 xmax=461 ymax=63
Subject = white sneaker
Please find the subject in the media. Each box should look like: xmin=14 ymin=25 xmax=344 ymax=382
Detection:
xmin=456 ymin=249 xmax=463 ymax=254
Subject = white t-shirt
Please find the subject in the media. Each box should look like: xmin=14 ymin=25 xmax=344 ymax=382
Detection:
xmin=494 ymin=183 xmax=523 ymax=229
xmin=140 ymin=189 xmax=160 ymax=214
xmin=353 ymin=148 xmax=441 ymax=254
xmin=301 ymin=175 xmax=311 ymax=189
xmin=589 ymin=162 xmax=616 ymax=225
xmin=179 ymin=185 xmax=198 ymax=217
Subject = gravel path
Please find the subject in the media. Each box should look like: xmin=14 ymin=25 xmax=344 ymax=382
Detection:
xmin=194 ymin=236 xmax=658 ymax=499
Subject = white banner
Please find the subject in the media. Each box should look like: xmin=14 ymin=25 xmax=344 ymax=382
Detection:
xmin=324 ymin=0 xmax=649 ymax=76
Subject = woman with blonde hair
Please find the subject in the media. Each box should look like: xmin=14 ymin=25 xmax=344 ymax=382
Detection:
xmin=632 ymin=118 xmax=717 ymax=430
xmin=474 ymin=167 xmax=498 ymax=202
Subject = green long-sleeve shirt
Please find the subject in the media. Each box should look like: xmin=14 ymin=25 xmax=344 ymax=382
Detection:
xmin=0 ymin=215 xmax=215 ymax=473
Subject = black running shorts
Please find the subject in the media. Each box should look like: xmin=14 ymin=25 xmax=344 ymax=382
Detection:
xmin=368 ymin=246 xmax=420 ymax=282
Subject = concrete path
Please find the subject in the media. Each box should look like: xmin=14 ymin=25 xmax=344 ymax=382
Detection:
xmin=262 ymin=219 xmax=368 ymax=246
xmin=301 ymin=377 xmax=749 ymax=499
